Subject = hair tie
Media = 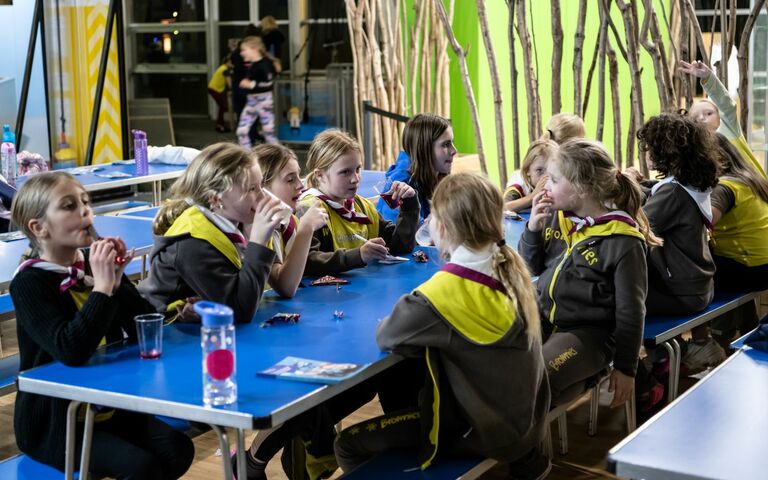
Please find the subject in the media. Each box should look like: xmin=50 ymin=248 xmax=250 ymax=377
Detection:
xmin=497 ymin=239 xmax=506 ymax=247
xmin=615 ymin=170 xmax=623 ymax=180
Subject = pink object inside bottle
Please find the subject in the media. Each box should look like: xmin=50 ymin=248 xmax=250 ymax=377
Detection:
xmin=206 ymin=349 xmax=235 ymax=380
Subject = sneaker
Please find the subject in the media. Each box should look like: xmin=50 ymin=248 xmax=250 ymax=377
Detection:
xmin=231 ymin=450 xmax=267 ymax=480
xmin=682 ymin=337 xmax=726 ymax=372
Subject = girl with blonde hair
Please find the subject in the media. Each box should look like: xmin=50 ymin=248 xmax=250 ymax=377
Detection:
xmin=520 ymin=139 xmax=657 ymax=410
xmin=504 ymin=139 xmax=558 ymax=212
xmin=237 ymin=35 xmax=279 ymax=146
xmin=10 ymin=172 xmax=193 ymax=478
xmin=299 ymin=129 xmax=420 ymax=274
xmin=544 ymin=112 xmax=585 ymax=144
xmin=335 ymin=173 xmax=551 ymax=479
xmin=140 ymin=142 xmax=282 ymax=323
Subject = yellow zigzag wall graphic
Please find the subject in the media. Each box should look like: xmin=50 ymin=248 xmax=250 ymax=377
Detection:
xmin=67 ymin=1 xmax=123 ymax=165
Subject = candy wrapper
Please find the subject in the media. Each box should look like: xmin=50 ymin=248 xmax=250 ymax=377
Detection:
xmin=311 ymin=275 xmax=350 ymax=286
xmin=17 ymin=151 xmax=49 ymax=176
xmin=260 ymin=312 xmax=301 ymax=328
xmin=503 ymin=210 xmax=523 ymax=221
xmin=412 ymin=250 xmax=429 ymax=263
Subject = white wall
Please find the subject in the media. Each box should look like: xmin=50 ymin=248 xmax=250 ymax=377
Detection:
xmin=0 ymin=1 xmax=50 ymax=157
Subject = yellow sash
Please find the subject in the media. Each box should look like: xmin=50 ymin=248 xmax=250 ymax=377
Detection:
xmin=417 ymin=267 xmax=515 ymax=344
xmin=300 ymin=194 xmax=380 ymax=250
xmin=165 ymin=206 xmax=242 ymax=268
xmin=712 ymin=179 xmax=768 ymax=266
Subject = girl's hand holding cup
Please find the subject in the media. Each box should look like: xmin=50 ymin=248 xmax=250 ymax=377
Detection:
xmin=528 ymin=190 xmax=553 ymax=233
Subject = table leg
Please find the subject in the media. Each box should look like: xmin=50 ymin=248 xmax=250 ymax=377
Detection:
xmin=661 ymin=342 xmax=676 ymax=404
xmin=141 ymin=254 xmax=147 ymax=280
xmin=78 ymin=404 xmax=96 ymax=480
xmin=65 ymin=400 xmax=82 ymax=480
xmin=670 ymin=338 xmax=682 ymax=401
xmin=236 ymin=428 xmax=247 ymax=480
xmin=211 ymin=424 xmax=233 ymax=480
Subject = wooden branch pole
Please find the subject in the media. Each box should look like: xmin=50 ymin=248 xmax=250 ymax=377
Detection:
xmin=737 ymin=0 xmax=768 ymax=135
xmin=615 ymin=0 xmax=645 ymax=173
xmin=550 ymin=0 xmax=563 ymax=114
xmin=477 ymin=0 xmax=507 ymax=187
xmin=678 ymin=0 xmax=693 ymax=109
xmin=683 ymin=0 xmax=711 ymax=67
xmin=435 ymin=0 xmax=487 ymax=174
xmin=607 ymin=35 xmax=623 ymax=165
xmin=640 ymin=0 xmax=670 ymax=110
xmin=595 ymin=0 xmax=610 ymax=141
xmin=516 ymin=0 xmax=542 ymax=141
xmin=507 ymin=0 xmax=521 ymax=170
xmin=573 ymin=0 xmax=587 ymax=117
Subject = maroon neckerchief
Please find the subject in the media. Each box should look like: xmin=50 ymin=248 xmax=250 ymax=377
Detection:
xmin=316 ymin=194 xmax=372 ymax=225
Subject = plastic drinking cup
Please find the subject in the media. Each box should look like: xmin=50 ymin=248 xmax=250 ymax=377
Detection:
xmin=135 ymin=313 xmax=164 ymax=359
xmin=374 ymin=180 xmax=401 ymax=209
xmin=264 ymin=189 xmax=294 ymax=226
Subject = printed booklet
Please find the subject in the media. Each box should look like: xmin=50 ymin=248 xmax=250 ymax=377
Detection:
xmin=258 ymin=356 xmax=368 ymax=384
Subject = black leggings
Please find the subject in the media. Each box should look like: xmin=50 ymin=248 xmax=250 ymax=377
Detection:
xmin=77 ymin=410 xmax=194 ymax=480
xmin=711 ymin=255 xmax=768 ymax=341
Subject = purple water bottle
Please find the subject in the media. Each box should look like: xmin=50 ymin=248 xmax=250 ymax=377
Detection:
xmin=132 ymin=129 xmax=149 ymax=176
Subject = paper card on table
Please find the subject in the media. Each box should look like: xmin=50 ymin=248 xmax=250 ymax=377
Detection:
xmin=378 ymin=255 xmax=409 ymax=264
xmin=258 ymin=356 xmax=368 ymax=384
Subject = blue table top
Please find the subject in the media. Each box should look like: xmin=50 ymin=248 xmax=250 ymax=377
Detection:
xmin=18 ymin=248 xmax=442 ymax=429
xmin=16 ymin=163 xmax=186 ymax=191
xmin=120 ymin=206 xmax=160 ymax=219
xmin=0 ymin=215 xmax=155 ymax=290
xmin=608 ymin=347 xmax=768 ymax=480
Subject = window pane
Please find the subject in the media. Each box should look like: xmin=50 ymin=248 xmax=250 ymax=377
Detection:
xmin=134 ymin=74 xmax=208 ymax=115
xmin=307 ymin=21 xmax=352 ymax=69
xmin=132 ymin=0 xmax=205 ymax=23
xmin=259 ymin=0 xmax=288 ymax=19
xmin=135 ymin=32 xmax=207 ymax=64
xmin=219 ymin=0 xmax=249 ymax=22
xmin=308 ymin=0 xmax=346 ymax=19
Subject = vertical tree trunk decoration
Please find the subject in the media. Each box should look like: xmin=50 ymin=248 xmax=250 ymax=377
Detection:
xmin=677 ymin=0 xmax=693 ymax=109
xmin=550 ymin=0 xmax=563 ymax=115
xmin=409 ymin=0 xmax=425 ymax=115
xmin=346 ymin=0 xmax=364 ymax=141
xmin=435 ymin=0 xmax=487 ymax=174
xmin=506 ymin=0 xmax=521 ymax=170
xmin=640 ymin=0 xmax=671 ymax=111
xmin=719 ymin=0 xmax=728 ymax=86
xmin=572 ymin=0 xmax=587 ymax=117
xmin=660 ymin=0 xmax=682 ymax=109
xmin=649 ymin=1 xmax=676 ymax=109
xmin=581 ymin=34 xmax=601 ymax=119
xmin=477 ymin=0 xmax=507 ymax=187
xmin=595 ymin=0 xmax=610 ymax=142
xmin=737 ymin=0 xmax=768 ymax=135
xmin=625 ymin=90 xmax=636 ymax=170
xmin=366 ymin=0 xmax=392 ymax=166
xmin=683 ymin=0 xmax=711 ymax=67
xmin=516 ymin=0 xmax=542 ymax=141
xmin=615 ymin=0 xmax=646 ymax=174
xmin=725 ymin=0 xmax=737 ymax=72
xmin=607 ymin=36 xmax=623 ymax=167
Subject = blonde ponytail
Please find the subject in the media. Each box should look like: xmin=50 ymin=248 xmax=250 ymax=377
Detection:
xmin=492 ymin=245 xmax=542 ymax=348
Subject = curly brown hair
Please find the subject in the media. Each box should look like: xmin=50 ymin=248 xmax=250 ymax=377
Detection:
xmin=636 ymin=113 xmax=720 ymax=191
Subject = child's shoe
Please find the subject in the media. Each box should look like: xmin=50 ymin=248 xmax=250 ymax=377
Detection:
xmin=231 ymin=450 xmax=267 ymax=480
xmin=682 ymin=337 xmax=726 ymax=373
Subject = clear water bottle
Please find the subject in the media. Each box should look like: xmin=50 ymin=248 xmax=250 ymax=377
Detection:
xmin=1 ymin=125 xmax=17 ymax=185
xmin=195 ymin=301 xmax=237 ymax=406
xmin=132 ymin=129 xmax=149 ymax=176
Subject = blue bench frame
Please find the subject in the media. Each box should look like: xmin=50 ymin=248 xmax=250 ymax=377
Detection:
xmin=643 ymin=290 xmax=764 ymax=402
xmin=0 ymin=454 xmax=76 ymax=480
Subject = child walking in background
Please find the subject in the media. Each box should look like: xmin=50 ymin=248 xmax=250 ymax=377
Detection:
xmin=207 ymin=57 xmax=232 ymax=133
xmin=139 ymin=143 xmax=282 ymax=324
xmin=335 ymin=173 xmax=551 ymax=480
xmin=379 ymin=113 xmax=456 ymax=220
xmin=504 ymin=139 xmax=558 ymax=212
xmin=237 ymin=36 xmax=278 ymax=146
xmin=10 ymin=172 xmax=193 ymax=479
xmin=253 ymin=143 xmax=328 ymax=297
xmin=520 ymin=139 xmax=657 ymax=409
xmin=299 ymin=129 xmax=420 ymax=275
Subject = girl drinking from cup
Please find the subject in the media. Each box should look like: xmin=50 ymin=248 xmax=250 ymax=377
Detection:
xmin=10 ymin=172 xmax=193 ymax=479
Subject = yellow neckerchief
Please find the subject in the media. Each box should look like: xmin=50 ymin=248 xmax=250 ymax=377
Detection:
xmin=299 ymin=193 xmax=379 ymax=250
xmin=165 ymin=206 xmax=243 ymax=269
xmin=69 ymin=286 xmax=114 ymax=423
xmin=546 ymin=210 xmax=645 ymax=324
xmin=416 ymin=264 xmax=516 ymax=344
xmin=712 ymin=179 xmax=768 ymax=266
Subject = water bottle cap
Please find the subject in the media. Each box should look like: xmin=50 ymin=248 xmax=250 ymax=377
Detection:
xmin=194 ymin=301 xmax=234 ymax=327
xmin=131 ymin=129 xmax=147 ymax=139
xmin=2 ymin=125 xmax=15 ymax=144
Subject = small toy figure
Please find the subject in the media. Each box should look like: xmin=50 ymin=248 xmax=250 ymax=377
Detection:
xmin=333 ymin=310 xmax=344 ymax=319
xmin=288 ymin=106 xmax=301 ymax=134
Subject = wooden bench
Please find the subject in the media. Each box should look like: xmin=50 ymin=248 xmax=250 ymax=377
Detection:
xmin=338 ymin=449 xmax=497 ymax=479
